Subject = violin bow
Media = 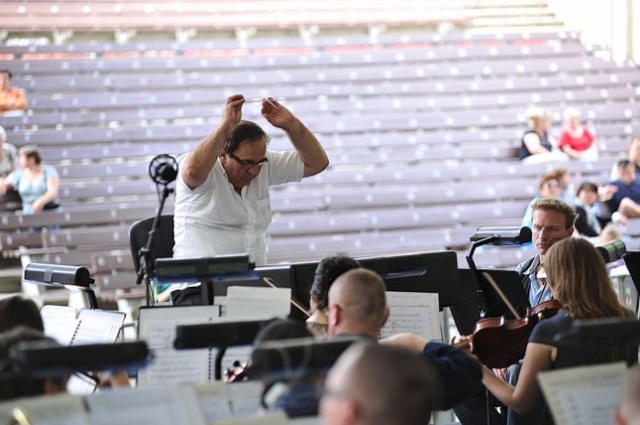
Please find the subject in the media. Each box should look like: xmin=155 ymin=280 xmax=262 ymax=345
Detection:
xmin=481 ymin=272 xmax=522 ymax=319
xmin=262 ymin=277 xmax=312 ymax=317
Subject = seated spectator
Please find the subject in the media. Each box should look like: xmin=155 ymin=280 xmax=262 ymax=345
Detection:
xmin=611 ymin=135 xmax=640 ymax=180
xmin=574 ymin=182 xmax=603 ymax=237
xmin=0 ymin=145 xmax=60 ymax=214
xmin=306 ymin=255 xmax=360 ymax=337
xmin=521 ymin=173 xmax=562 ymax=230
xmin=601 ymin=159 xmax=640 ymax=224
xmin=320 ymin=342 xmax=441 ymax=425
xmin=519 ymin=107 xmax=567 ymax=164
xmin=615 ymin=364 xmax=640 ymax=425
xmin=558 ymin=107 xmax=598 ymax=160
xmin=0 ymin=126 xmax=17 ymax=178
xmin=0 ymin=69 xmax=27 ymax=117
xmin=549 ymin=166 xmax=576 ymax=205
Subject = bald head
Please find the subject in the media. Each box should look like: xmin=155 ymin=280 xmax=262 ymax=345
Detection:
xmin=327 ymin=268 xmax=388 ymax=337
xmin=320 ymin=342 xmax=440 ymax=425
xmin=616 ymin=364 xmax=640 ymax=425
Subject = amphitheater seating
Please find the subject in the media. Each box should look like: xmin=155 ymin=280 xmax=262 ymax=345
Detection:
xmin=1 ymin=24 xmax=638 ymax=296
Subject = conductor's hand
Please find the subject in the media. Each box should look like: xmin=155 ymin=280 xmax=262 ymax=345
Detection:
xmin=261 ymin=97 xmax=296 ymax=130
xmin=222 ymin=94 xmax=245 ymax=127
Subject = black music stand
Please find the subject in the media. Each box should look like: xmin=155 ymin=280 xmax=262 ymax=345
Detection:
xmin=153 ymin=254 xmax=256 ymax=305
xmin=174 ymin=320 xmax=267 ymax=380
xmin=623 ymin=251 xmax=640 ymax=315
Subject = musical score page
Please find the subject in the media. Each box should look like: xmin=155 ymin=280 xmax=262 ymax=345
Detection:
xmin=225 ymin=286 xmax=290 ymax=320
xmin=380 ymin=291 xmax=441 ymax=341
xmin=86 ymin=385 xmax=207 ymax=425
xmin=537 ymin=362 xmax=627 ymax=425
xmin=0 ymin=393 xmax=89 ymax=425
xmin=194 ymin=381 xmax=234 ymax=422
xmin=137 ymin=305 xmax=220 ymax=387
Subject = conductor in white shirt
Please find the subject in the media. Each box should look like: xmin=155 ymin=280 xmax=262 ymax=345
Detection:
xmin=170 ymin=94 xmax=329 ymax=305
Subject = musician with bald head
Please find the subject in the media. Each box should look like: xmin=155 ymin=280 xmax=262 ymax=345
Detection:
xmin=327 ymin=268 xmax=482 ymax=410
xmin=320 ymin=342 xmax=441 ymax=425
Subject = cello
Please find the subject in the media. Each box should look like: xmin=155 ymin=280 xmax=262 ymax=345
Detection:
xmin=454 ymin=272 xmax=561 ymax=368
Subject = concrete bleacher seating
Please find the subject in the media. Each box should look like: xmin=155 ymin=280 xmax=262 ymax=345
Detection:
xmin=1 ymin=20 xmax=638 ymax=297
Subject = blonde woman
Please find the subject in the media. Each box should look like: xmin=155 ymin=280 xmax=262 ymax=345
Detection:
xmin=519 ymin=107 xmax=567 ymax=164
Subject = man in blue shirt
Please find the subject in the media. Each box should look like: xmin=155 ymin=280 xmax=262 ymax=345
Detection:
xmin=602 ymin=159 xmax=640 ymax=223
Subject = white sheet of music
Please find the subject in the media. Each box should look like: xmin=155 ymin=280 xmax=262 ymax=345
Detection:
xmin=227 ymin=380 xmax=264 ymax=419
xmin=380 ymin=291 xmax=441 ymax=341
xmin=0 ymin=393 xmax=89 ymax=425
xmin=289 ymin=417 xmax=319 ymax=425
xmin=225 ymin=286 xmax=290 ymax=320
xmin=195 ymin=381 xmax=235 ymax=422
xmin=137 ymin=305 xmax=221 ymax=387
xmin=537 ymin=361 xmax=627 ymax=425
xmin=72 ymin=308 xmax=125 ymax=344
xmin=86 ymin=385 xmax=207 ymax=425
xmin=216 ymin=411 xmax=289 ymax=425
xmin=41 ymin=304 xmax=79 ymax=345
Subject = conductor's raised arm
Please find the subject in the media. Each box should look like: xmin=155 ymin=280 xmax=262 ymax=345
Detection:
xmin=181 ymin=94 xmax=246 ymax=190
xmin=261 ymin=97 xmax=329 ymax=177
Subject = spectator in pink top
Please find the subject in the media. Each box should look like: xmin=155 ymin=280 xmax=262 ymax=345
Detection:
xmin=558 ymin=107 xmax=598 ymax=160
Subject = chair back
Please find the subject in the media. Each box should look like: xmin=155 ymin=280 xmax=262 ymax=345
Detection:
xmin=129 ymin=215 xmax=174 ymax=276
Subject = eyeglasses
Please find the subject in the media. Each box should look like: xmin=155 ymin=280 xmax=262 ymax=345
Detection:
xmin=226 ymin=152 xmax=269 ymax=169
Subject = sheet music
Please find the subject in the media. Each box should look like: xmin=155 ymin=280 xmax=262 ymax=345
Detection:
xmin=227 ymin=380 xmax=264 ymax=419
xmin=289 ymin=417 xmax=319 ymax=425
xmin=215 ymin=411 xmax=289 ymax=425
xmin=0 ymin=393 xmax=89 ymax=425
xmin=538 ymin=362 xmax=627 ymax=425
xmin=195 ymin=381 xmax=235 ymax=422
xmin=216 ymin=411 xmax=289 ymax=425
xmin=380 ymin=292 xmax=441 ymax=341
xmin=137 ymin=305 xmax=221 ymax=386
xmin=72 ymin=309 xmax=126 ymax=344
xmin=86 ymin=385 xmax=207 ymax=425
xmin=225 ymin=287 xmax=290 ymax=320
xmin=41 ymin=304 xmax=80 ymax=345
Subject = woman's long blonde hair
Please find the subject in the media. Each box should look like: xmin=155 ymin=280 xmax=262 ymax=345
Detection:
xmin=545 ymin=238 xmax=629 ymax=320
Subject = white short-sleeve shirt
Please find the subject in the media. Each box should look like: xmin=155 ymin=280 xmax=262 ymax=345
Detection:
xmin=173 ymin=149 xmax=304 ymax=266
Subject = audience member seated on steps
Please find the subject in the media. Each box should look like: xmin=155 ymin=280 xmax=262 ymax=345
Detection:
xmin=521 ymin=173 xmax=562 ymax=231
xmin=0 ymin=69 xmax=27 ymax=117
xmin=479 ymin=238 xmax=636 ymax=425
xmin=558 ymin=106 xmax=598 ymax=161
xmin=306 ymin=255 xmax=360 ymax=338
xmin=519 ymin=107 xmax=568 ymax=164
xmin=573 ymin=181 xmax=603 ymax=237
xmin=171 ymin=94 xmax=329 ymax=306
xmin=0 ymin=145 xmax=60 ymax=214
xmin=251 ymin=318 xmax=320 ymax=418
xmin=615 ymin=363 xmax=640 ymax=425
xmin=600 ymin=159 xmax=640 ymax=225
xmin=327 ymin=268 xmax=483 ymax=410
xmin=611 ymin=135 xmax=640 ymax=180
xmin=0 ymin=126 xmax=16 ymax=178
xmin=549 ymin=166 xmax=576 ymax=205
xmin=320 ymin=342 xmax=441 ymax=425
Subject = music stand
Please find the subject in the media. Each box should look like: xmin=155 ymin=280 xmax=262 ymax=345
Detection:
xmin=174 ymin=320 xmax=267 ymax=380
xmin=153 ymin=254 xmax=256 ymax=305
xmin=622 ymin=251 xmax=640 ymax=315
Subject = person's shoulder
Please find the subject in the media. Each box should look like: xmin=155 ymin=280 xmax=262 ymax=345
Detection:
xmin=3 ymin=143 xmax=17 ymax=153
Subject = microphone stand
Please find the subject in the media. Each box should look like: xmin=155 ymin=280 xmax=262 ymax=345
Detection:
xmin=465 ymin=235 xmax=497 ymax=320
xmin=136 ymin=183 xmax=173 ymax=306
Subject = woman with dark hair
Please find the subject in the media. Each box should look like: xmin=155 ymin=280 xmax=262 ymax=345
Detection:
xmin=0 ymin=295 xmax=44 ymax=332
xmin=306 ymin=255 xmax=360 ymax=337
xmin=481 ymin=238 xmax=635 ymax=425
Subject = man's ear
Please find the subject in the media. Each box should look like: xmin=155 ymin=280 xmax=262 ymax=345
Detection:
xmin=380 ymin=307 xmax=390 ymax=329
xmin=567 ymin=226 xmax=575 ymax=237
xmin=613 ymin=409 xmax=627 ymax=425
xmin=328 ymin=305 xmax=341 ymax=335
